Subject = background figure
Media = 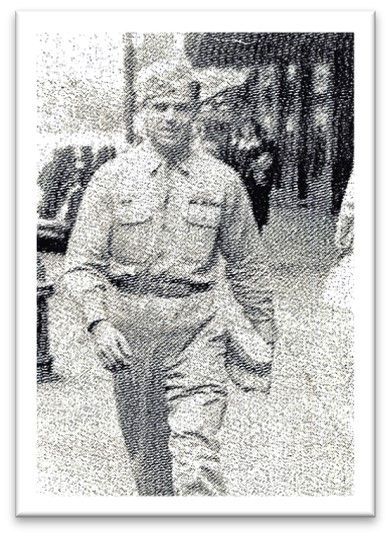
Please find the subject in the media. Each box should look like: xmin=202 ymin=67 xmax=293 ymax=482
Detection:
xmin=200 ymin=118 xmax=278 ymax=231
xmin=76 ymin=145 xmax=95 ymax=189
xmin=64 ymin=145 xmax=100 ymax=233
xmin=324 ymin=172 xmax=354 ymax=310
xmin=312 ymin=172 xmax=355 ymax=447
xmin=226 ymin=121 xmax=279 ymax=230
xmin=93 ymin=145 xmax=117 ymax=174
xmin=37 ymin=146 xmax=80 ymax=253
xmin=199 ymin=118 xmax=231 ymax=162
xmin=38 ymin=146 xmax=78 ymax=220
xmin=37 ymin=144 xmax=119 ymax=254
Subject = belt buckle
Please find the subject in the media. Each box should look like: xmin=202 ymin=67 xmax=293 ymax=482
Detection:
xmin=158 ymin=279 xmax=190 ymax=298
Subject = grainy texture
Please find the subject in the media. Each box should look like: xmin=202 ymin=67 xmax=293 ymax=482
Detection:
xmin=36 ymin=31 xmax=354 ymax=497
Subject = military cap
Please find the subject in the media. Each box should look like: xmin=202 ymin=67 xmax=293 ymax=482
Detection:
xmin=134 ymin=60 xmax=200 ymax=107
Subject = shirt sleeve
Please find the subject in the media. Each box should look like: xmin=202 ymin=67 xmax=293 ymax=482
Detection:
xmin=62 ymin=169 xmax=113 ymax=330
xmin=219 ymin=173 xmax=276 ymax=345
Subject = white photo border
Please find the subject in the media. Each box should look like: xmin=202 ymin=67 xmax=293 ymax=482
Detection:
xmin=16 ymin=9 xmax=375 ymax=516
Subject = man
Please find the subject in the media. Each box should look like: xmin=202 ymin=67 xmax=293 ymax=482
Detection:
xmin=199 ymin=113 xmax=277 ymax=231
xmin=38 ymin=146 xmax=77 ymax=220
xmin=38 ymin=146 xmax=79 ymax=253
xmin=226 ymin=121 xmax=279 ymax=230
xmin=63 ymin=61 xmax=275 ymax=496
xmin=76 ymin=145 xmax=95 ymax=189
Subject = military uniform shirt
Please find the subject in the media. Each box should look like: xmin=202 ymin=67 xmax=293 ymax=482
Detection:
xmin=63 ymin=141 xmax=275 ymax=343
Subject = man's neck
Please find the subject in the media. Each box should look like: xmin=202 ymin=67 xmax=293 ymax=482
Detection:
xmin=151 ymin=141 xmax=192 ymax=169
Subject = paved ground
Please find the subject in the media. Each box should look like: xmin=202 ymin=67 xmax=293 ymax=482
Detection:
xmin=37 ymin=205 xmax=354 ymax=496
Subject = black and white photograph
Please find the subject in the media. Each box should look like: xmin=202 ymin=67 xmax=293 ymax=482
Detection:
xmin=16 ymin=10 xmax=374 ymax=516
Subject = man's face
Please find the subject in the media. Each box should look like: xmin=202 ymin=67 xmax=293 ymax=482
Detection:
xmin=143 ymin=88 xmax=197 ymax=153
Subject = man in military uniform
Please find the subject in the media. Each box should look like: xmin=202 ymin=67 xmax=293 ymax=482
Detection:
xmin=63 ymin=61 xmax=275 ymax=496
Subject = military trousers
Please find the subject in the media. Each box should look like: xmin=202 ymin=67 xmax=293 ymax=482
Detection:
xmin=106 ymin=284 xmax=228 ymax=496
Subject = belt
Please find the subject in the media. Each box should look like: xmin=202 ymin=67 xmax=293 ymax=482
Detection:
xmin=109 ymin=275 xmax=213 ymax=298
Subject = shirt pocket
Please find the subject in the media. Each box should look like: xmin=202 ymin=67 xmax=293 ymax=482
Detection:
xmin=183 ymin=200 xmax=221 ymax=263
xmin=111 ymin=198 xmax=156 ymax=264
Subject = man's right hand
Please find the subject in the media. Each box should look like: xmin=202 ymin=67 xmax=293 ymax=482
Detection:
xmin=89 ymin=320 xmax=132 ymax=372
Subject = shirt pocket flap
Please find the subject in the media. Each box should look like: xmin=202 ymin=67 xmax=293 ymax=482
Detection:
xmin=186 ymin=202 xmax=221 ymax=229
xmin=115 ymin=200 xmax=153 ymax=225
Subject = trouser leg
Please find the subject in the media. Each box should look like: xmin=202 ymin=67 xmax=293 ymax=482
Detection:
xmin=167 ymin=388 xmax=228 ymax=496
xmin=113 ymin=361 xmax=174 ymax=496
xmin=165 ymin=316 xmax=228 ymax=496
xmin=107 ymin=288 xmax=176 ymax=496
xmin=108 ymin=288 xmax=226 ymax=496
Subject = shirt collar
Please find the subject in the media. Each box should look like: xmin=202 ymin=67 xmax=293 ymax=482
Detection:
xmin=139 ymin=139 xmax=196 ymax=177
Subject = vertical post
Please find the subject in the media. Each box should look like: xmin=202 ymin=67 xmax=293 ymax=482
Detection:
xmin=297 ymin=34 xmax=313 ymax=202
xmin=274 ymin=61 xmax=288 ymax=190
xmin=37 ymin=253 xmax=58 ymax=383
xmin=331 ymin=34 xmax=354 ymax=214
xmin=123 ymin=33 xmax=137 ymax=145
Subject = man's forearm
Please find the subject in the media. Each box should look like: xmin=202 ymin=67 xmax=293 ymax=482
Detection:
xmin=231 ymin=282 xmax=276 ymax=345
xmin=62 ymin=269 xmax=108 ymax=331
